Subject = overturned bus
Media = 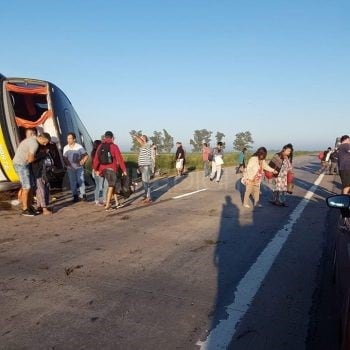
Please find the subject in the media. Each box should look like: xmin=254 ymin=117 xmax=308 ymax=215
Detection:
xmin=0 ymin=73 xmax=93 ymax=191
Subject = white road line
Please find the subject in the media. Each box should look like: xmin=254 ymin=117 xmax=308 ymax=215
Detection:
xmin=172 ymin=189 xmax=207 ymax=199
xmin=197 ymin=174 xmax=325 ymax=349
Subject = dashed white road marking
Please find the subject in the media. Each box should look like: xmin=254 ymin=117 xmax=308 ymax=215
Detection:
xmin=172 ymin=189 xmax=207 ymax=199
xmin=197 ymin=174 xmax=325 ymax=349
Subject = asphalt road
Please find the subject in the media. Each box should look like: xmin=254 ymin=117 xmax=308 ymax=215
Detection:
xmin=0 ymin=155 xmax=341 ymax=350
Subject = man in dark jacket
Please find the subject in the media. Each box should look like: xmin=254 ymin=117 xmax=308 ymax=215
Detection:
xmin=337 ymin=135 xmax=350 ymax=194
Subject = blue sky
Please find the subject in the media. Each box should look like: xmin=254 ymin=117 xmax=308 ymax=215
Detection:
xmin=1 ymin=0 xmax=349 ymax=151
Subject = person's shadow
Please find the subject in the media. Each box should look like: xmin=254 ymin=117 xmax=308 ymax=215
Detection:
xmin=198 ymin=195 xmax=250 ymax=348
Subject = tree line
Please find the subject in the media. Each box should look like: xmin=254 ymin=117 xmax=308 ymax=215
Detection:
xmin=129 ymin=129 xmax=254 ymax=153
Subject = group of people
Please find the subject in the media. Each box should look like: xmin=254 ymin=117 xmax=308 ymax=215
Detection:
xmin=16 ymin=128 xmax=350 ymax=216
xmin=67 ymin=131 xmax=155 ymax=210
xmin=202 ymin=142 xmax=294 ymax=208
xmin=202 ymin=142 xmax=225 ymax=182
xmin=241 ymin=144 xmax=294 ymax=208
xmin=317 ymin=146 xmax=339 ymax=175
xmin=12 ymin=128 xmax=157 ymax=215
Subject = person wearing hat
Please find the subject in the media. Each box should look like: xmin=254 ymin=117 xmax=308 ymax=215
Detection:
xmin=93 ymin=131 xmax=127 ymax=210
xmin=337 ymin=135 xmax=350 ymax=194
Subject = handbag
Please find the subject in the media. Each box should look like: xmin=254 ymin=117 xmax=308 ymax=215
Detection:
xmin=214 ymin=155 xmax=224 ymax=165
xmin=264 ymin=170 xmax=274 ymax=179
xmin=287 ymin=171 xmax=294 ymax=194
xmin=176 ymin=159 xmax=184 ymax=170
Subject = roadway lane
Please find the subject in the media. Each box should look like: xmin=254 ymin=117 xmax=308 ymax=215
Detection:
xmin=0 ymin=155 xmax=339 ymax=349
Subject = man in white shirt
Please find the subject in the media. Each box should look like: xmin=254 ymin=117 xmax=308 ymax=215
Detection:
xmin=63 ymin=132 xmax=89 ymax=202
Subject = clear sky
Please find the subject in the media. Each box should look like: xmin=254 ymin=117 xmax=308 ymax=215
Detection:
xmin=1 ymin=0 xmax=349 ymax=151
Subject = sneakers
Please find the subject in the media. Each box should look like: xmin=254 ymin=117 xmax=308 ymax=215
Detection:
xmin=22 ymin=208 xmax=36 ymax=217
xmin=72 ymin=195 xmax=79 ymax=203
xmin=29 ymin=206 xmax=41 ymax=215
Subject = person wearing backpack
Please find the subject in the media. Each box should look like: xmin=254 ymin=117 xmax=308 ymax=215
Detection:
xmin=93 ymin=131 xmax=127 ymax=211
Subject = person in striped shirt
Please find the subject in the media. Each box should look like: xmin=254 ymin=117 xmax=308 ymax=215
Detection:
xmin=133 ymin=134 xmax=153 ymax=204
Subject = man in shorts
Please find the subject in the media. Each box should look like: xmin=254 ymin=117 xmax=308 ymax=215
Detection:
xmin=13 ymin=132 xmax=51 ymax=216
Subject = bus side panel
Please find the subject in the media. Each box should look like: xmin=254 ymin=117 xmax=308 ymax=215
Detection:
xmin=0 ymin=77 xmax=20 ymax=186
xmin=50 ymin=84 xmax=93 ymax=157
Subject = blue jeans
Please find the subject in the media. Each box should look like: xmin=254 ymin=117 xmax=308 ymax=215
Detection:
xmin=92 ymin=170 xmax=103 ymax=202
xmin=141 ymin=165 xmax=152 ymax=198
xmin=203 ymin=161 xmax=210 ymax=177
xmin=67 ymin=167 xmax=85 ymax=197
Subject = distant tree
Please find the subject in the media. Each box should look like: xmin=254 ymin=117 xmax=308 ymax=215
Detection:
xmin=233 ymin=131 xmax=254 ymax=151
xmin=190 ymin=129 xmax=212 ymax=152
xmin=162 ymin=129 xmax=174 ymax=153
xmin=215 ymin=132 xmax=226 ymax=149
xmin=130 ymin=130 xmax=143 ymax=152
xmin=150 ymin=131 xmax=164 ymax=152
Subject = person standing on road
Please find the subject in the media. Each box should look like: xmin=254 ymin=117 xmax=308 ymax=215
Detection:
xmin=175 ymin=142 xmax=186 ymax=176
xmin=202 ymin=142 xmax=211 ymax=177
xmin=91 ymin=139 xmax=105 ymax=206
xmin=31 ymin=143 xmax=54 ymax=215
xmin=16 ymin=127 xmax=37 ymax=206
xmin=93 ymin=131 xmax=127 ymax=211
xmin=13 ymin=132 xmax=51 ymax=216
xmin=236 ymin=147 xmax=247 ymax=174
xmin=270 ymin=144 xmax=293 ymax=206
xmin=242 ymin=147 xmax=277 ymax=208
xmin=63 ymin=132 xmax=89 ymax=203
xmin=133 ymin=134 xmax=153 ymax=203
xmin=337 ymin=135 xmax=350 ymax=194
xmin=328 ymin=147 xmax=339 ymax=175
xmin=210 ymin=142 xmax=224 ymax=183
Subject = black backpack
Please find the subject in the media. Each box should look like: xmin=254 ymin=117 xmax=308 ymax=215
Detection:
xmin=98 ymin=143 xmax=113 ymax=165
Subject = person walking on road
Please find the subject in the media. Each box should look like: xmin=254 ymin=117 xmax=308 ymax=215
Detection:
xmin=236 ymin=147 xmax=247 ymax=174
xmin=269 ymin=144 xmax=293 ymax=206
xmin=210 ymin=142 xmax=224 ymax=182
xmin=202 ymin=142 xmax=211 ymax=177
xmin=93 ymin=131 xmax=127 ymax=211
